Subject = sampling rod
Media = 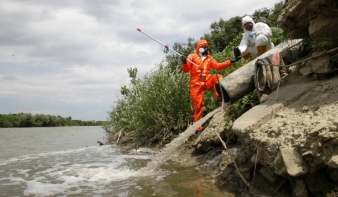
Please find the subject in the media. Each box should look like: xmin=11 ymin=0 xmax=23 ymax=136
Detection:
xmin=137 ymin=28 xmax=201 ymax=68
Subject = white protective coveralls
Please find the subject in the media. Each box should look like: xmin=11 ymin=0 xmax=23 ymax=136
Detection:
xmin=238 ymin=16 xmax=274 ymax=58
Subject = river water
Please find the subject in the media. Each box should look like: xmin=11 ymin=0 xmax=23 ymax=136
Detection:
xmin=0 ymin=126 xmax=235 ymax=197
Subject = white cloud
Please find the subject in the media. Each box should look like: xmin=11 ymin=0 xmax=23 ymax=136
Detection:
xmin=0 ymin=0 xmax=283 ymax=120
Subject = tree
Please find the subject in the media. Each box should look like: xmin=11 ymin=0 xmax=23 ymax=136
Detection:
xmin=165 ymin=38 xmax=196 ymax=71
xmin=203 ymin=16 xmax=243 ymax=53
xmin=252 ymin=8 xmax=270 ymax=24
xmin=267 ymin=2 xmax=284 ymax=27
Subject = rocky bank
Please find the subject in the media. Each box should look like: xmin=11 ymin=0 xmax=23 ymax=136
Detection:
xmin=178 ymin=0 xmax=338 ymax=196
xmin=184 ymin=74 xmax=338 ymax=197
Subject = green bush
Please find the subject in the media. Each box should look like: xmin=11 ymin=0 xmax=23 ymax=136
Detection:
xmin=106 ymin=63 xmax=192 ymax=142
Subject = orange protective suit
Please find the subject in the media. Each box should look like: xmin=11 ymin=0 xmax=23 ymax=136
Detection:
xmin=182 ymin=40 xmax=232 ymax=132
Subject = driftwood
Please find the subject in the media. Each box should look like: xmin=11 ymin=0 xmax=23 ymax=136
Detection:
xmin=116 ymin=129 xmax=123 ymax=143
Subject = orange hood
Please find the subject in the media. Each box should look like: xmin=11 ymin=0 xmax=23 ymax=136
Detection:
xmin=195 ymin=39 xmax=209 ymax=54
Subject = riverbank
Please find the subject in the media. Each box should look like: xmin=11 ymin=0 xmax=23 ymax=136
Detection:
xmin=110 ymin=72 xmax=338 ymax=196
xmin=179 ymin=73 xmax=338 ymax=196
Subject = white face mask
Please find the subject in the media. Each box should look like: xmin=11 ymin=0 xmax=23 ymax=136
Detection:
xmin=199 ymin=47 xmax=205 ymax=53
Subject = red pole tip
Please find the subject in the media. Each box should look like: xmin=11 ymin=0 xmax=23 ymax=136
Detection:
xmin=137 ymin=28 xmax=141 ymax=32
xmin=165 ymin=45 xmax=169 ymax=49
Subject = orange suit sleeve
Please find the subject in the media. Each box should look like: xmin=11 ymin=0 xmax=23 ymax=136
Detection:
xmin=209 ymin=57 xmax=232 ymax=70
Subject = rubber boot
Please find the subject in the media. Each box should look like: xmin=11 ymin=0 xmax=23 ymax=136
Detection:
xmin=195 ymin=130 xmax=202 ymax=137
xmin=217 ymin=96 xmax=223 ymax=107
xmin=257 ymin=45 xmax=267 ymax=55
xmin=195 ymin=126 xmax=203 ymax=137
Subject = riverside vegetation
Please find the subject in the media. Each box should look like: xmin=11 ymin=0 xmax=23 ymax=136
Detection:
xmin=103 ymin=2 xmax=287 ymax=146
xmin=0 ymin=113 xmax=105 ymax=127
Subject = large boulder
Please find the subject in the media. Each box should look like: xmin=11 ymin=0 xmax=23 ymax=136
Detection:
xmin=278 ymin=0 xmax=338 ymax=47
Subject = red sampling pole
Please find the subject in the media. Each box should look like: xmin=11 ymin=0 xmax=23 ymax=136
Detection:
xmin=137 ymin=28 xmax=200 ymax=68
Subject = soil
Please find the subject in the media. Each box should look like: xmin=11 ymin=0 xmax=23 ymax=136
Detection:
xmin=182 ymin=74 xmax=338 ymax=197
xmin=110 ymin=72 xmax=338 ymax=197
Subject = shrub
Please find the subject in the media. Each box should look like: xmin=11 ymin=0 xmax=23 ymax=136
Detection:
xmin=106 ymin=63 xmax=192 ymax=143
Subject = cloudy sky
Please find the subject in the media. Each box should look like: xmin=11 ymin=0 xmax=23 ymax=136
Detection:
xmin=0 ymin=0 xmax=283 ymax=121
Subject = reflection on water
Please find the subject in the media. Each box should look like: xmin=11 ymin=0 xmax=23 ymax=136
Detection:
xmin=0 ymin=126 xmax=235 ymax=197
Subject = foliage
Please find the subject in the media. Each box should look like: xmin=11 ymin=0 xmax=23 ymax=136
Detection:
xmin=203 ymin=16 xmax=243 ymax=53
xmin=227 ymin=91 xmax=260 ymax=120
xmin=252 ymin=8 xmax=270 ymax=24
xmin=106 ymin=64 xmax=191 ymax=143
xmin=308 ymin=36 xmax=337 ymax=52
xmin=253 ymin=1 xmax=284 ymax=27
xmin=165 ymin=38 xmax=197 ymax=71
xmin=0 ymin=113 xmax=104 ymax=128
xmin=270 ymin=27 xmax=287 ymax=46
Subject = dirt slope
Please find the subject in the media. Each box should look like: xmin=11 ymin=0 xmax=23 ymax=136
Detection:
xmin=173 ymin=73 xmax=338 ymax=197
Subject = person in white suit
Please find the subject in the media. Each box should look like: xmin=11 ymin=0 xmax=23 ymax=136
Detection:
xmin=234 ymin=16 xmax=274 ymax=59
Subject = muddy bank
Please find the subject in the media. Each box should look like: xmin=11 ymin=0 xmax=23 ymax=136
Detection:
xmin=109 ymin=74 xmax=338 ymax=196
xmin=108 ymin=73 xmax=338 ymax=197
xmin=182 ymin=74 xmax=338 ymax=197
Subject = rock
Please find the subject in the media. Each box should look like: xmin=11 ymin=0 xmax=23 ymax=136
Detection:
xmin=233 ymin=149 xmax=246 ymax=165
xmin=309 ymin=15 xmax=338 ymax=47
xmin=299 ymin=63 xmax=313 ymax=76
xmin=333 ymin=120 xmax=338 ymax=126
xmin=259 ymin=166 xmax=277 ymax=185
xmin=312 ymin=155 xmax=326 ymax=165
xmin=251 ymin=153 xmax=262 ymax=164
xmin=304 ymin=169 xmax=335 ymax=195
xmin=328 ymin=169 xmax=338 ymax=183
xmin=292 ymin=179 xmax=308 ymax=197
xmin=300 ymin=54 xmax=332 ymax=76
xmin=278 ymin=0 xmax=338 ymax=47
xmin=280 ymin=147 xmax=309 ymax=177
xmin=277 ymin=0 xmax=309 ymax=39
xmin=193 ymin=111 xmax=226 ymax=153
xmin=238 ymin=163 xmax=254 ymax=181
xmin=327 ymin=155 xmax=338 ymax=168
xmin=301 ymin=105 xmax=309 ymax=112
xmin=273 ymin=152 xmax=288 ymax=176
xmin=195 ymin=143 xmax=211 ymax=153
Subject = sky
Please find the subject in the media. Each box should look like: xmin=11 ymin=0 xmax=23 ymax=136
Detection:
xmin=0 ymin=0 xmax=283 ymax=121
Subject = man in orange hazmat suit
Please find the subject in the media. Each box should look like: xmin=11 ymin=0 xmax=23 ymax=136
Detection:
xmin=181 ymin=39 xmax=240 ymax=136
